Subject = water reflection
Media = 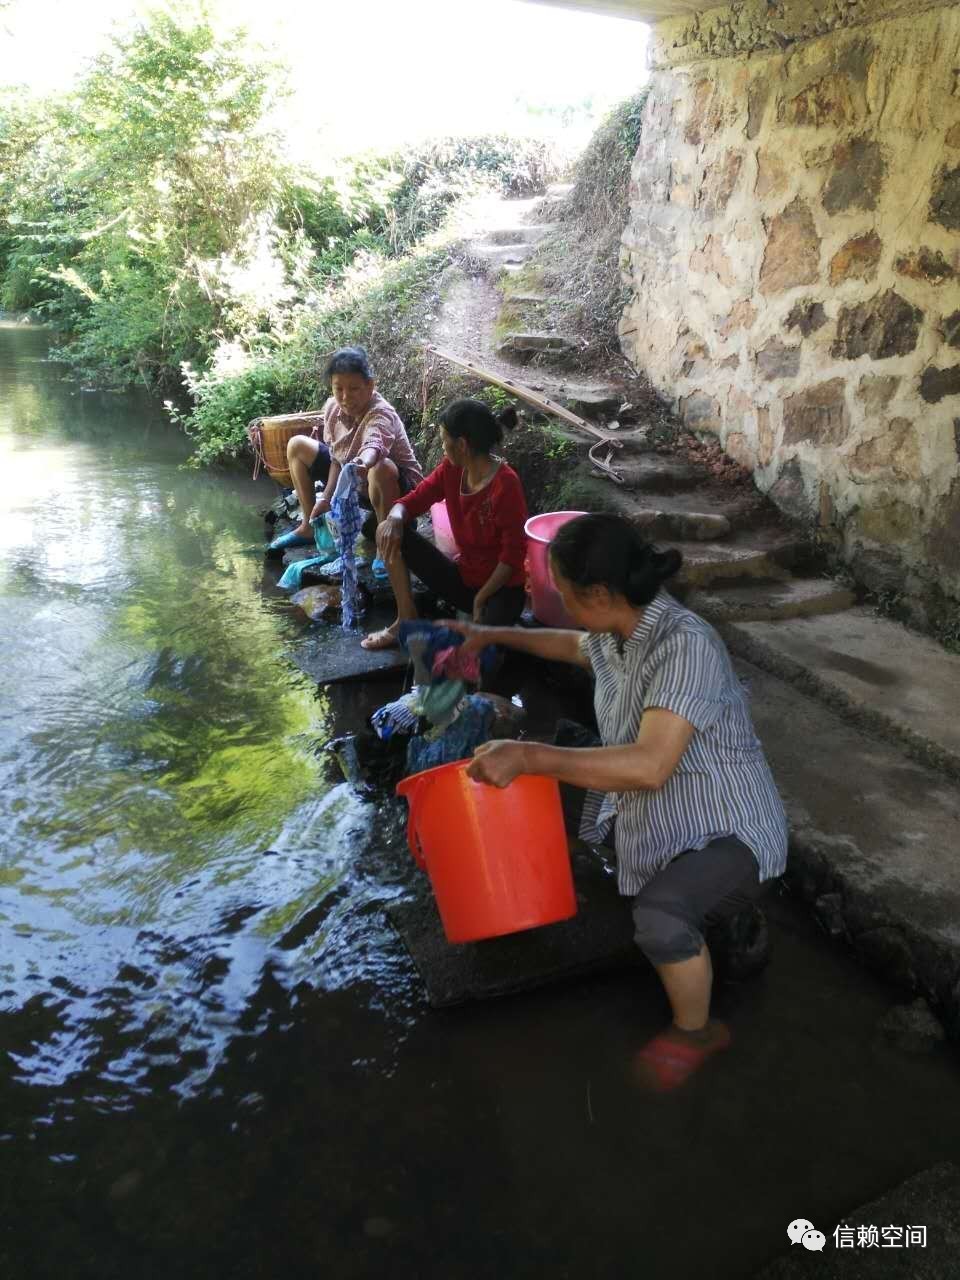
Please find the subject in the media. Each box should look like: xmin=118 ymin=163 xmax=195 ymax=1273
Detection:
xmin=0 ymin=322 xmax=414 ymax=1111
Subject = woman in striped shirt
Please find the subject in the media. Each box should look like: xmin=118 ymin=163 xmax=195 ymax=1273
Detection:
xmin=453 ymin=513 xmax=788 ymax=1091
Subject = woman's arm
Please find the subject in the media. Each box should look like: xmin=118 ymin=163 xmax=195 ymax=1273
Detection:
xmin=467 ymin=708 xmax=696 ymax=790
xmin=448 ymin=619 xmax=590 ymax=668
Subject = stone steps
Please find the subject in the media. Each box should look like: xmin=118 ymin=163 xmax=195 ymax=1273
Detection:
xmin=496 ymin=331 xmax=581 ymax=362
xmin=671 ymin=526 xmax=803 ymax=588
xmin=484 ymin=224 xmax=556 ymax=245
xmin=720 ymin=607 xmax=960 ymax=780
xmin=740 ymin=659 xmax=960 ymax=1036
xmin=685 ymin=577 xmax=856 ymax=623
xmin=471 ymin=241 xmax=538 ymax=266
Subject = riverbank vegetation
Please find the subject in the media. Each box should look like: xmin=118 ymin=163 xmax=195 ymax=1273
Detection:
xmin=517 ymin=90 xmax=648 ymax=373
xmin=0 ymin=8 xmax=559 ymax=463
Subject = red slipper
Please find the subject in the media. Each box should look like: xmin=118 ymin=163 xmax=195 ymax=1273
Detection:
xmin=633 ymin=1023 xmax=732 ymax=1092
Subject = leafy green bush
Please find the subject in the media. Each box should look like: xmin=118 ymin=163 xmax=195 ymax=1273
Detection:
xmin=526 ymin=89 xmax=649 ymax=370
xmin=178 ymin=245 xmax=456 ymax=467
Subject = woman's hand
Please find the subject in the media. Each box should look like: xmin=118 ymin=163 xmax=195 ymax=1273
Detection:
xmin=446 ymin=618 xmax=490 ymax=654
xmin=310 ymin=495 xmax=331 ymax=522
xmin=471 ymin=593 xmax=489 ymax=624
xmin=375 ymin=514 xmax=404 ymax=562
xmin=466 ymin=740 xmax=528 ymax=789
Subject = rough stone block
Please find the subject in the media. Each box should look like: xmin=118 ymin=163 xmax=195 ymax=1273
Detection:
xmin=723 ymin=431 xmax=756 ymax=471
xmin=769 ymin=458 xmax=817 ymax=522
xmin=919 ymin=363 xmax=960 ymax=404
xmin=757 ymin=406 xmax=775 ymax=466
xmin=894 ymin=247 xmax=955 ymax=283
xmin=943 ymin=310 xmax=960 ymax=350
xmin=856 ymin=373 xmax=899 ymax=410
xmin=755 ymin=146 xmax=789 ymax=199
xmin=930 ymin=164 xmax=960 ymax=231
xmin=947 ymin=123 xmax=960 ymax=149
xmin=719 ymin=298 xmax=757 ymax=338
xmin=684 ymin=76 xmax=728 ymax=145
xmin=829 ymin=230 xmax=882 ymax=285
xmin=823 ymin=136 xmax=885 ymax=214
xmin=698 ymin=149 xmax=744 ymax=216
xmin=680 ymin=390 xmax=723 ymax=433
xmin=759 ymin=198 xmax=821 ymax=295
xmin=785 ymin=300 xmax=827 ymax=336
xmin=778 ymin=70 xmax=867 ymax=129
xmin=756 ymin=338 xmax=801 ymax=381
xmin=856 ymin=926 xmax=917 ymax=993
xmin=746 ymin=75 xmax=770 ymax=139
xmin=877 ymin=998 xmax=946 ymax=1053
xmin=783 ymin=379 xmax=849 ymax=447
xmin=850 ymin=418 xmax=920 ymax=481
xmin=925 ymin=478 xmax=960 ymax=573
xmin=688 ymin=235 xmax=735 ymax=286
xmin=831 ymin=290 xmax=923 ymax=361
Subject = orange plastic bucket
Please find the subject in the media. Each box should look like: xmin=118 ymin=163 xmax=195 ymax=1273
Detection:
xmin=395 ymin=759 xmax=576 ymax=943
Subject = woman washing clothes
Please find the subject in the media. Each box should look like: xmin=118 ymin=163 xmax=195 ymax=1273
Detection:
xmin=449 ymin=514 xmax=788 ymax=1091
xmin=268 ymin=346 xmax=423 ymax=553
xmin=360 ymin=399 xmax=528 ymax=651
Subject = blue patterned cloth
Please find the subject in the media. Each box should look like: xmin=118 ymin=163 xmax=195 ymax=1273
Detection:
xmin=370 ymin=690 xmax=425 ymax=741
xmin=330 ymin=462 xmax=364 ymax=631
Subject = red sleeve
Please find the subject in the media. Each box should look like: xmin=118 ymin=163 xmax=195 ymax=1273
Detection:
xmin=397 ymin=462 xmax=447 ymax=520
xmin=493 ymin=469 xmax=528 ymax=572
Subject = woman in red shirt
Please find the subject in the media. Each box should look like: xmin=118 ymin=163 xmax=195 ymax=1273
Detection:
xmin=361 ymin=399 xmax=528 ymax=650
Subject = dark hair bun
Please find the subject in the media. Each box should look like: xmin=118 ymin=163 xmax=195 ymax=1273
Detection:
xmin=550 ymin=513 xmax=684 ymax=609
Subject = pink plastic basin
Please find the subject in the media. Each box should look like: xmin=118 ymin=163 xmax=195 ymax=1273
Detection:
xmin=524 ymin=511 xmax=588 ymax=628
xmin=430 ymin=501 xmax=458 ymax=558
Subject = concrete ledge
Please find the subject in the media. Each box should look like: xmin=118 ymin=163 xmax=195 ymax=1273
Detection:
xmin=688 ymin=577 xmax=856 ymax=623
xmin=741 ymin=660 xmax=960 ymax=1037
xmin=649 ymin=0 xmax=948 ymax=68
xmin=723 ymin=610 xmax=960 ymax=781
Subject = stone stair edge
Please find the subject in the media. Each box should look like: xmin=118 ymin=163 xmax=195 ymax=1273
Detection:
xmin=722 ymin=617 xmax=960 ymax=782
xmin=739 ymin=658 xmax=960 ymax=1040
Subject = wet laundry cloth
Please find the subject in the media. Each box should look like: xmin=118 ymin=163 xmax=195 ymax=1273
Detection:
xmin=278 ymin=550 xmax=339 ymax=591
xmin=398 ymin=621 xmax=498 ymax=729
xmin=431 ymin=645 xmax=482 ymax=684
xmin=370 ymin=690 xmax=426 ymax=742
xmin=405 ymin=694 xmax=495 ymax=775
xmin=330 ymin=462 xmax=364 ymax=631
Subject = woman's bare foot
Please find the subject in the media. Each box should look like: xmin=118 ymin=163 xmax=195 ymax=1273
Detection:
xmin=360 ymin=623 xmax=400 ymax=651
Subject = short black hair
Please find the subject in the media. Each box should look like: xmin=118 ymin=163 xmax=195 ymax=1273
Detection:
xmin=550 ymin=513 xmax=682 ymax=608
xmin=325 ymin=346 xmax=373 ymax=381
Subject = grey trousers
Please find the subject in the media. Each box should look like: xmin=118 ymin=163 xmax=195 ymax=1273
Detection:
xmin=630 ymin=835 xmax=762 ymax=966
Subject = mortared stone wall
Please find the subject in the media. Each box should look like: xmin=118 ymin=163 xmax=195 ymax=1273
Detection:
xmin=620 ymin=0 xmax=960 ymax=615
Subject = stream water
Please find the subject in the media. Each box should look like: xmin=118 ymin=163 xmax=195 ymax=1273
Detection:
xmin=2 ymin=318 xmax=960 ymax=1279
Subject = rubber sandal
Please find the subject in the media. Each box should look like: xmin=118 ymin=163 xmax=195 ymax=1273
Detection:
xmin=633 ymin=1024 xmax=732 ymax=1093
xmin=360 ymin=626 xmax=399 ymax=651
xmin=268 ymin=530 xmax=313 ymax=552
xmin=371 ymin=557 xmax=390 ymax=580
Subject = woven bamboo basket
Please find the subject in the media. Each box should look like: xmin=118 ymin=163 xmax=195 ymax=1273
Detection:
xmin=249 ymin=412 xmax=325 ymax=488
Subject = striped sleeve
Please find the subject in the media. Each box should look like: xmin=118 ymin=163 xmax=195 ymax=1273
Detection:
xmin=642 ymin=628 xmax=727 ymax=730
